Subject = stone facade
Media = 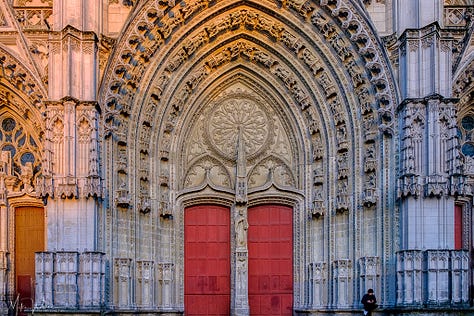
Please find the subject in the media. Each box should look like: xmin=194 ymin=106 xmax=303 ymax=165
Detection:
xmin=0 ymin=0 xmax=472 ymax=315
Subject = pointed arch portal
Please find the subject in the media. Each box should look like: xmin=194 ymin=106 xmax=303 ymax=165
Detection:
xmin=99 ymin=0 xmax=399 ymax=312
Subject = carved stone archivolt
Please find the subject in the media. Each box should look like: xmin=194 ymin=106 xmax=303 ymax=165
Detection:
xmin=95 ymin=0 xmax=399 ymax=311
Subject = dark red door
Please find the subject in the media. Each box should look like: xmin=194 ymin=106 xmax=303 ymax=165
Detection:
xmin=185 ymin=205 xmax=230 ymax=315
xmin=248 ymin=205 xmax=293 ymax=316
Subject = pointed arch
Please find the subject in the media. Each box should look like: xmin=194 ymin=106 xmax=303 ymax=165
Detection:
xmin=98 ymin=0 xmax=400 ymax=310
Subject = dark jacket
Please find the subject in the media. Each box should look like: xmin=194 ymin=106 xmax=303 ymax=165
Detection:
xmin=361 ymin=293 xmax=377 ymax=311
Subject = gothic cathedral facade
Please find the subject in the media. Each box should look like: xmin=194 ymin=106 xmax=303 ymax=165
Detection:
xmin=0 ymin=0 xmax=473 ymax=315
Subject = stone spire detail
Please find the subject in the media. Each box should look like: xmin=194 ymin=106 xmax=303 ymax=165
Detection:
xmin=235 ymin=127 xmax=248 ymax=204
xmin=233 ymin=127 xmax=250 ymax=315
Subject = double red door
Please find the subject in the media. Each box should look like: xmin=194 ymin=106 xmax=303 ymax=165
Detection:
xmin=184 ymin=204 xmax=293 ymax=316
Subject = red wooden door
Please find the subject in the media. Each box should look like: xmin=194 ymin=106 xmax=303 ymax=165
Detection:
xmin=248 ymin=205 xmax=293 ymax=316
xmin=15 ymin=206 xmax=45 ymax=309
xmin=185 ymin=205 xmax=231 ymax=315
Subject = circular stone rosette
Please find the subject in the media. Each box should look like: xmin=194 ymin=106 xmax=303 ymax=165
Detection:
xmin=205 ymin=96 xmax=273 ymax=161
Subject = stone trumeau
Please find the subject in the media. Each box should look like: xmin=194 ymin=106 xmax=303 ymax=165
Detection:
xmin=0 ymin=0 xmax=472 ymax=315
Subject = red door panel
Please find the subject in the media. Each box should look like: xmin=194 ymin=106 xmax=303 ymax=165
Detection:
xmin=185 ymin=205 xmax=230 ymax=315
xmin=248 ymin=205 xmax=293 ymax=316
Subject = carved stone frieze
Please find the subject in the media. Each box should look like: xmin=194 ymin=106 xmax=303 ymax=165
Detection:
xmin=14 ymin=7 xmax=52 ymax=31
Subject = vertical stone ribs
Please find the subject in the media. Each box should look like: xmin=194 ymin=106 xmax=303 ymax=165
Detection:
xmin=35 ymin=251 xmax=105 ymax=309
xmin=396 ymin=250 xmax=469 ymax=307
xmin=398 ymin=97 xmax=466 ymax=198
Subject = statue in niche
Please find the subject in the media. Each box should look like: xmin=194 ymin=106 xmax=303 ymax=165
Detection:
xmin=89 ymin=146 xmax=99 ymax=176
xmin=235 ymin=207 xmax=248 ymax=248
xmin=20 ymin=162 xmax=33 ymax=192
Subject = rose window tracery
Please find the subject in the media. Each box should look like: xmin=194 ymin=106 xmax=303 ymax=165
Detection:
xmin=460 ymin=114 xmax=474 ymax=157
xmin=205 ymin=97 xmax=272 ymax=161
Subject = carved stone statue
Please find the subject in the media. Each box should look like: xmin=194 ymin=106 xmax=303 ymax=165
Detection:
xmin=235 ymin=207 xmax=248 ymax=248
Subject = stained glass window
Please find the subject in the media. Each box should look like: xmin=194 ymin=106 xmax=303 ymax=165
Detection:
xmin=459 ymin=114 xmax=474 ymax=157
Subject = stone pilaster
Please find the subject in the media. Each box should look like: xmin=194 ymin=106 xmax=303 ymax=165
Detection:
xmin=359 ymin=256 xmax=380 ymax=302
xmin=54 ymin=252 xmax=79 ymax=308
xmin=136 ymin=260 xmax=155 ymax=308
xmin=114 ymin=258 xmax=133 ymax=309
xmin=78 ymin=252 xmax=105 ymax=308
xmin=396 ymin=250 xmax=423 ymax=306
xmin=35 ymin=252 xmax=54 ymax=308
xmin=332 ymin=259 xmax=352 ymax=308
xmin=158 ymin=262 xmax=174 ymax=309
xmin=309 ymin=262 xmax=327 ymax=308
